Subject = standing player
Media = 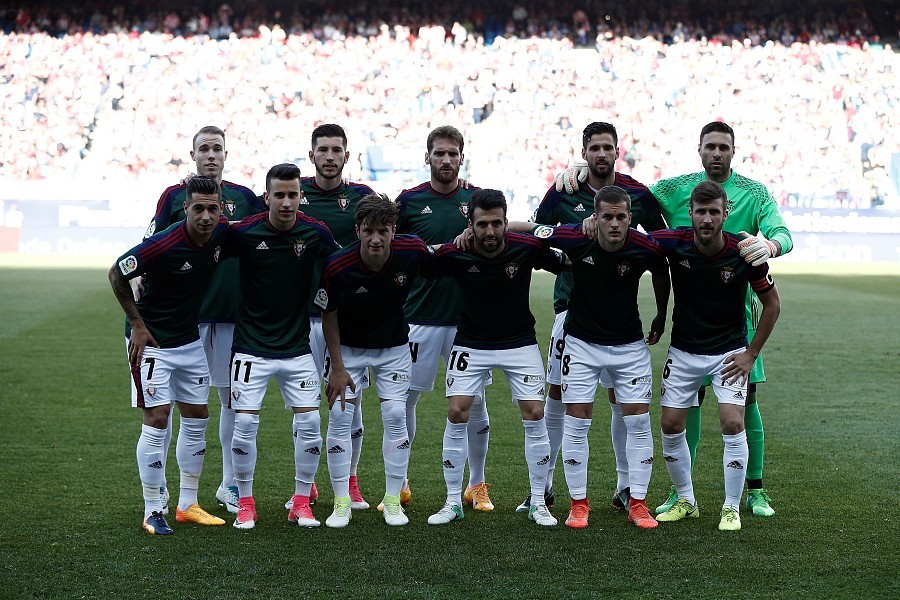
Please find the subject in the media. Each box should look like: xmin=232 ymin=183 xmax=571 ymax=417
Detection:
xmin=427 ymin=189 xmax=564 ymax=527
xmin=395 ymin=125 xmax=494 ymax=512
xmin=316 ymin=193 xmax=434 ymax=527
xmin=652 ymin=181 xmax=781 ymax=531
xmin=510 ymin=186 xmax=669 ymax=529
xmin=519 ymin=121 xmax=666 ymax=514
xmin=109 ymin=176 xmax=228 ymax=535
xmin=148 ymin=125 xmax=264 ymax=514
xmin=225 ymin=163 xmax=340 ymax=530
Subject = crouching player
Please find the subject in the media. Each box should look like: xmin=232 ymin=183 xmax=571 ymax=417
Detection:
xmin=316 ymin=193 xmax=434 ymax=527
xmin=109 ymin=176 xmax=228 ymax=534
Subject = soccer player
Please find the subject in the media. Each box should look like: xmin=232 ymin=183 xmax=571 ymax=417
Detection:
xmin=395 ymin=125 xmax=494 ymax=512
xmin=427 ymin=189 xmax=564 ymax=527
xmin=316 ymin=193 xmax=434 ymax=527
xmin=511 ymin=185 xmax=669 ymax=529
xmin=652 ymin=181 xmax=781 ymax=532
xmin=518 ymin=121 xmax=666 ymax=515
xmin=109 ymin=175 xmax=229 ymax=535
xmin=224 ymin=163 xmax=339 ymax=530
xmin=147 ymin=125 xmax=264 ymax=514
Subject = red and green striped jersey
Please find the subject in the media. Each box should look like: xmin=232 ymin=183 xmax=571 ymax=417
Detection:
xmin=650 ymin=228 xmax=775 ymax=355
xmin=431 ymin=232 xmax=565 ymax=350
xmin=224 ymin=213 xmax=339 ymax=358
xmin=532 ymin=224 xmax=667 ymax=345
xmin=149 ymin=180 xmax=264 ymax=323
xmin=317 ymin=235 xmax=433 ymax=349
xmin=116 ymin=217 xmax=229 ymax=348
xmin=396 ymin=181 xmax=478 ymax=326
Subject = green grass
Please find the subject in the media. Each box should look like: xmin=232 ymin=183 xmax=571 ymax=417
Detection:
xmin=1 ymin=269 xmax=898 ymax=599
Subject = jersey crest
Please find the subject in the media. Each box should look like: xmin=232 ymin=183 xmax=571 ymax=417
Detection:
xmin=505 ymin=263 xmax=518 ymax=278
xmin=294 ymin=240 xmax=306 ymax=257
xmin=338 ymin=196 xmax=350 ymax=211
xmin=224 ymin=201 xmax=236 ymax=215
xmin=213 ymin=246 xmax=221 ymax=263
xmin=394 ymin=272 xmax=408 ymax=286
xmin=617 ymin=263 xmax=630 ymax=277
xmin=720 ymin=267 xmax=735 ymax=283
xmin=458 ymin=204 xmax=468 ymax=218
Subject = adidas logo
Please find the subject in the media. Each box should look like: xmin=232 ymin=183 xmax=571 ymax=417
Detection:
xmin=442 ymin=459 xmax=455 ymax=469
xmin=664 ymin=455 xmax=677 ymax=463
xmin=640 ymin=457 xmax=653 ymax=465
xmin=679 ymin=259 xmax=690 ymax=269
xmin=726 ymin=460 xmax=744 ymax=470
xmin=232 ymin=448 xmax=248 ymax=456
xmin=574 ymin=203 xmax=585 ymax=212
xmin=468 ymin=265 xmax=480 ymax=273
xmin=583 ymin=256 xmax=594 ymax=265
xmin=733 ymin=391 xmax=745 ymax=399
xmin=397 ymin=440 xmax=410 ymax=450
xmin=305 ymin=447 xmax=321 ymax=456
xmin=351 ymin=428 xmax=364 ymax=439
xmin=421 ymin=206 xmax=432 ymax=214
xmin=148 ymin=460 xmax=164 ymax=469
xmin=180 ymin=262 xmax=192 ymax=271
xmin=563 ymin=459 xmax=580 ymax=466
xmin=192 ymin=449 xmax=206 ymax=456
xmin=327 ymin=445 xmax=345 ymax=454
xmin=477 ymin=425 xmax=490 ymax=435
xmin=537 ymin=455 xmax=551 ymax=466
xmin=256 ymin=241 xmax=269 ymax=250
xmin=355 ymin=286 xmax=368 ymax=294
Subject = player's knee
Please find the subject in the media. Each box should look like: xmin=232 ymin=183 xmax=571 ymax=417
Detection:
xmin=142 ymin=406 xmax=170 ymax=429
xmin=447 ymin=405 xmax=469 ymax=424
xmin=565 ymin=402 xmax=592 ymax=420
xmin=548 ymin=384 xmax=562 ymax=401
xmin=721 ymin=420 xmax=744 ymax=436
xmin=660 ymin=411 xmax=685 ymax=435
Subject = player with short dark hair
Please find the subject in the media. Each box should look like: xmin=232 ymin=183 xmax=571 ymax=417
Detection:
xmin=110 ymin=175 xmax=229 ymax=535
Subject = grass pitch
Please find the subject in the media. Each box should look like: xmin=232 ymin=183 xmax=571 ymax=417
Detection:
xmin=0 ymin=268 xmax=897 ymax=599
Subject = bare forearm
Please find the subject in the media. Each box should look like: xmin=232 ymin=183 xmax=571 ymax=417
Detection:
xmin=321 ymin=311 xmax=345 ymax=370
xmin=747 ymin=288 xmax=781 ymax=357
xmin=108 ymin=266 xmax=143 ymax=325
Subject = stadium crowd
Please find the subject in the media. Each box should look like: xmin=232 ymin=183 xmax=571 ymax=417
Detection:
xmin=0 ymin=1 xmax=897 ymax=210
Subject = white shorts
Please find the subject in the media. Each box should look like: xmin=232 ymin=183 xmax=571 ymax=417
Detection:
xmin=562 ymin=337 xmax=653 ymax=404
xmin=229 ymin=352 xmax=321 ymax=411
xmin=312 ymin=316 xmax=370 ymax=390
xmin=408 ymin=324 xmax=457 ymax=392
xmin=127 ymin=338 xmax=210 ymax=409
xmin=446 ymin=344 xmax=544 ymax=402
xmin=325 ymin=345 xmax=412 ymax=401
xmin=659 ymin=346 xmax=748 ymax=409
xmin=547 ymin=311 xmax=612 ymax=390
xmin=199 ymin=322 xmax=234 ymax=388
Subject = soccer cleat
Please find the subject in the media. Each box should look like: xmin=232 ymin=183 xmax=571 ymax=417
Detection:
xmin=719 ymin=506 xmax=742 ymax=531
xmin=545 ymin=486 xmax=555 ymax=508
xmin=284 ymin=482 xmax=319 ymax=510
xmin=325 ymin=496 xmax=351 ymax=528
xmin=142 ymin=510 xmax=174 ymax=535
xmin=655 ymin=485 xmax=678 ymax=515
xmin=382 ymin=495 xmax=409 ymax=526
xmin=349 ymin=475 xmax=369 ymax=510
xmin=464 ymin=482 xmax=495 ymax=511
xmin=427 ymin=502 xmax=464 ymax=525
xmin=612 ymin=487 xmax=631 ymax=511
xmin=516 ymin=487 xmax=554 ymax=513
xmin=288 ymin=496 xmax=321 ymax=528
xmin=627 ymin=500 xmax=659 ymax=529
xmin=216 ymin=484 xmax=240 ymax=514
xmin=657 ymin=498 xmax=700 ymax=522
xmin=378 ymin=480 xmax=411 ymax=512
xmin=528 ymin=504 xmax=558 ymax=526
xmin=233 ymin=498 xmax=257 ymax=530
xmin=176 ymin=504 xmax=226 ymax=526
xmin=746 ymin=488 xmax=776 ymax=517
xmin=565 ymin=499 xmax=590 ymax=529
xmin=160 ymin=487 xmax=170 ymax=515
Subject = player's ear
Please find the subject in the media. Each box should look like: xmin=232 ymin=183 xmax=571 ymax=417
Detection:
xmin=263 ymin=191 xmax=270 ymax=206
xmin=309 ymin=150 xmax=315 ymax=163
xmin=424 ymin=151 xmax=431 ymax=165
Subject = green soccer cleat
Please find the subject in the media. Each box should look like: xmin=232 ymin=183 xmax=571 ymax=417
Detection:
xmin=719 ymin=506 xmax=741 ymax=531
xmin=655 ymin=485 xmax=678 ymax=515
xmin=746 ymin=488 xmax=776 ymax=517
xmin=657 ymin=498 xmax=700 ymax=522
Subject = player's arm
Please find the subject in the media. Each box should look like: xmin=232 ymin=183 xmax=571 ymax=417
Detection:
xmin=321 ymin=309 xmax=355 ymax=411
xmin=721 ymin=283 xmax=781 ymax=385
xmin=647 ymin=262 xmax=670 ymax=345
xmin=108 ymin=263 xmax=158 ymax=367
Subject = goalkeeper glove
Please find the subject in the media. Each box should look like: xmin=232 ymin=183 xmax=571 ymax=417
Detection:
xmin=553 ymin=162 xmax=588 ymax=194
xmin=737 ymin=231 xmax=778 ymax=266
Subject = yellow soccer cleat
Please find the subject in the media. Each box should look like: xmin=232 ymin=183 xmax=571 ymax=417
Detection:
xmin=464 ymin=482 xmax=494 ymax=511
xmin=719 ymin=506 xmax=742 ymax=531
xmin=175 ymin=504 xmax=226 ymax=526
xmin=657 ymin=498 xmax=700 ymax=522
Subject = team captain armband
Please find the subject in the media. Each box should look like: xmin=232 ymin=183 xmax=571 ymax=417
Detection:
xmin=749 ymin=270 xmax=775 ymax=294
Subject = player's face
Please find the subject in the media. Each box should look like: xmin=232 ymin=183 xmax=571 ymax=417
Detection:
xmin=698 ymin=132 xmax=734 ymax=180
xmin=357 ymin=219 xmax=395 ymax=259
xmin=470 ymin=207 xmax=507 ymax=256
xmin=191 ymin=134 xmax=227 ymax=179
xmin=183 ymin=193 xmax=222 ymax=241
xmin=690 ymin=198 xmax=727 ymax=246
xmin=596 ymin=200 xmax=631 ymax=245
xmin=310 ymin=136 xmax=348 ymax=181
xmin=265 ymin=178 xmax=302 ymax=231
xmin=426 ymin=137 xmax=463 ymax=185
xmin=582 ymin=133 xmax=618 ymax=181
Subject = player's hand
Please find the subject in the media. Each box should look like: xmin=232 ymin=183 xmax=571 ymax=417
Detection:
xmin=720 ymin=349 xmax=755 ymax=386
xmin=326 ymin=367 xmax=355 ymax=411
xmin=553 ymin=162 xmax=588 ymax=194
xmin=459 ymin=178 xmax=471 ymax=189
xmin=130 ymin=276 xmax=145 ymax=301
xmin=646 ymin=313 xmax=666 ymax=345
xmin=581 ymin=214 xmax=600 ymax=241
xmin=180 ymin=171 xmax=198 ymax=186
xmin=737 ymin=231 xmax=778 ymax=266
xmin=454 ymin=228 xmax=474 ymax=250
xmin=128 ymin=321 xmax=159 ymax=368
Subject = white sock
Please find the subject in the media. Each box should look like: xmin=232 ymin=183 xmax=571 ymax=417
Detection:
xmin=610 ymin=402 xmax=629 ymax=492
xmin=723 ymin=431 xmax=748 ymax=509
xmin=381 ymin=400 xmax=409 ymax=497
xmin=217 ymin=387 xmax=235 ymax=488
xmin=543 ymin=395 xmax=566 ymax=491
xmin=523 ymin=419 xmax=551 ymax=505
xmin=662 ymin=431 xmax=695 ymax=505
xmin=176 ymin=416 xmax=208 ymax=510
xmin=623 ymin=412 xmax=653 ymax=500
xmin=441 ymin=420 xmax=468 ymax=506
xmin=137 ymin=424 xmax=166 ymax=518
xmin=406 ymin=390 xmax=421 ymax=444
xmin=562 ymin=414 xmax=591 ymax=500
xmin=350 ymin=400 xmax=363 ymax=477
xmin=326 ymin=403 xmax=355 ymax=498
xmin=466 ymin=395 xmax=490 ymax=487
xmin=293 ymin=411 xmax=322 ymax=497
xmin=232 ymin=412 xmax=259 ymax=499
xmin=161 ymin=409 xmax=173 ymax=491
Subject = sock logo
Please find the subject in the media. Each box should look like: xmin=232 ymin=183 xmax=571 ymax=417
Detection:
xmin=442 ymin=459 xmax=455 ymax=469
xmin=563 ymin=458 xmax=581 ymax=466
xmin=327 ymin=445 xmax=345 ymax=454
xmin=192 ymin=449 xmax=206 ymax=456
xmin=664 ymin=455 xmax=676 ymax=462
xmin=477 ymin=425 xmax=490 ymax=435
xmin=640 ymin=457 xmax=653 ymax=464
xmin=351 ymin=428 xmax=364 ymax=439
xmin=305 ymin=446 xmax=321 ymax=456
xmin=148 ymin=460 xmax=164 ymax=469
xmin=396 ymin=440 xmax=410 ymax=450
xmin=537 ymin=455 xmax=551 ymax=466
xmin=232 ymin=448 xmax=248 ymax=456
xmin=726 ymin=460 xmax=744 ymax=469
